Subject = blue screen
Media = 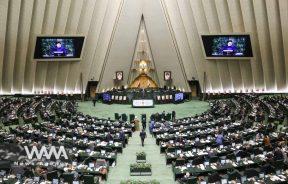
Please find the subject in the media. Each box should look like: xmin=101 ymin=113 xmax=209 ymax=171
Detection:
xmin=103 ymin=93 xmax=111 ymax=101
xmin=174 ymin=93 xmax=184 ymax=102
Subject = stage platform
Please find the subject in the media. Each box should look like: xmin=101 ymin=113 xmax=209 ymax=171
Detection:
xmin=100 ymin=88 xmax=189 ymax=105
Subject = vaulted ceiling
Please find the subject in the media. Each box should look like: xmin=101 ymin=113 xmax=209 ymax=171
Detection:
xmin=0 ymin=0 xmax=287 ymax=94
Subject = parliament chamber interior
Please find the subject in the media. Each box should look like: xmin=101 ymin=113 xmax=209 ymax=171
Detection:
xmin=0 ymin=0 xmax=288 ymax=184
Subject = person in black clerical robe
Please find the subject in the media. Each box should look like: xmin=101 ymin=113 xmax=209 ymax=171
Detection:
xmin=139 ymin=130 xmax=147 ymax=147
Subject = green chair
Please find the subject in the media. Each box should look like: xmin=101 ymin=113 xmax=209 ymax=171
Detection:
xmin=46 ymin=170 xmax=58 ymax=181
xmin=186 ymin=177 xmax=198 ymax=184
xmin=129 ymin=114 xmax=135 ymax=122
xmin=62 ymin=173 xmax=74 ymax=184
xmin=122 ymin=113 xmax=128 ymax=122
xmin=114 ymin=113 xmax=120 ymax=120
xmin=83 ymin=175 xmax=94 ymax=184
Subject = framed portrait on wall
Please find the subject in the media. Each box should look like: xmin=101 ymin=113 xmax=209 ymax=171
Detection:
xmin=164 ymin=71 xmax=172 ymax=81
xmin=115 ymin=71 xmax=123 ymax=81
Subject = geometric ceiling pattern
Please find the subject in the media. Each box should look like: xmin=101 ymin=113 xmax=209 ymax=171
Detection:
xmin=0 ymin=0 xmax=287 ymax=94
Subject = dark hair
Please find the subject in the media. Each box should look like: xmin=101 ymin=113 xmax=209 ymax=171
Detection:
xmin=227 ymin=40 xmax=233 ymax=43
xmin=57 ymin=42 xmax=62 ymax=45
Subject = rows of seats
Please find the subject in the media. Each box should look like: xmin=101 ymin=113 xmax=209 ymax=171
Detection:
xmin=151 ymin=94 xmax=288 ymax=183
xmin=0 ymin=96 xmax=134 ymax=183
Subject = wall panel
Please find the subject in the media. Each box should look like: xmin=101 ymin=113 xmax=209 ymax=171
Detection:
xmin=13 ymin=0 xmax=34 ymax=93
xmin=266 ymin=0 xmax=286 ymax=90
xmin=227 ymin=0 xmax=254 ymax=91
xmin=55 ymin=0 xmax=84 ymax=93
xmin=33 ymin=0 xmax=59 ymax=93
xmin=215 ymin=0 xmax=242 ymax=91
xmin=23 ymin=0 xmax=46 ymax=93
xmin=253 ymin=0 xmax=275 ymax=90
xmin=279 ymin=0 xmax=288 ymax=88
xmin=0 ymin=0 xmax=9 ymax=93
xmin=239 ymin=0 xmax=264 ymax=90
xmin=164 ymin=0 xmax=198 ymax=81
xmin=2 ymin=0 xmax=21 ymax=93
xmin=203 ymin=0 xmax=231 ymax=91
xmin=44 ymin=0 xmax=71 ymax=92
xmin=0 ymin=0 xmax=287 ymax=94
xmin=64 ymin=0 xmax=98 ymax=92
xmin=88 ymin=0 xmax=123 ymax=88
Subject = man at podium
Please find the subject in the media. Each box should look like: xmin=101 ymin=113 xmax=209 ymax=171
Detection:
xmin=222 ymin=40 xmax=237 ymax=56
xmin=52 ymin=42 xmax=68 ymax=57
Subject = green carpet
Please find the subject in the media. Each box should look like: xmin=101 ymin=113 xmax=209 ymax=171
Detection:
xmin=77 ymin=100 xmax=209 ymax=184
xmin=78 ymin=100 xmax=209 ymax=120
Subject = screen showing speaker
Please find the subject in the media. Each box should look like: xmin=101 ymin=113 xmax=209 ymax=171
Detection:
xmin=34 ymin=35 xmax=85 ymax=60
xmin=201 ymin=34 xmax=253 ymax=59
xmin=164 ymin=71 xmax=171 ymax=81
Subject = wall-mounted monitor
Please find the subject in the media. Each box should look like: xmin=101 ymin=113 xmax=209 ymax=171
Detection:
xmin=34 ymin=35 xmax=85 ymax=61
xmin=200 ymin=34 xmax=253 ymax=59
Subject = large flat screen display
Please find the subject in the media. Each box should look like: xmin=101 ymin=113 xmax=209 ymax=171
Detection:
xmin=34 ymin=35 xmax=85 ymax=61
xmin=103 ymin=93 xmax=112 ymax=102
xmin=174 ymin=93 xmax=184 ymax=102
xmin=201 ymin=34 xmax=253 ymax=59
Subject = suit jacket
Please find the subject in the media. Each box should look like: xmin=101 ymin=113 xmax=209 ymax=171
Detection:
xmin=140 ymin=132 xmax=146 ymax=139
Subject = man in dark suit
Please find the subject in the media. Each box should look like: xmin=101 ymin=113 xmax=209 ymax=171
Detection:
xmin=141 ymin=114 xmax=147 ymax=130
xmin=139 ymin=130 xmax=147 ymax=147
xmin=92 ymin=96 xmax=97 ymax=107
xmin=119 ymin=130 xmax=126 ymax=147
xmin=172 ymin=111 xmax=176 ymax=121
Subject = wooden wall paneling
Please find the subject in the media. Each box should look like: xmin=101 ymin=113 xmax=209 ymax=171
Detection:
xmin=194 ymin=0 xmax=222 ymax=91
xmin=44 ymin=0 xmax=71 ymax=93
xmin=64 ymin=0 xmax=97 ymax=93
xmin=278 ymin=0 xmax=288 ymax=89
xmin=79 ymin=0 xmax=109 ymax=91
xmin=177 ymin=0 xmax=210 ymax=91
xmin=33 ymin=0 xmax=59 ymax=93
xmin=64 ymin=0 xmax=91 ymax=92
xmin=265 ymin=0 xmax=286 ymax=90
xmin=163 ymin=0 xmax=198 ymax=81
xmin=0 ymin=0 xmax=9 ymax=93
xmin=97 ymin=0 xmax=142 ymax=91
xmin=88 ymin=0 xmax=123 ymax=89
xmin=0 ymin=0 xmax=287 ymax=94
xmin=252 ymin=0 xmax=275 ymax=90
xmin=13 ymin=0 xmax=34 ymax=93
xmin=202 ymin=0 xmax=229 ymax=91
xmin=23 ymin=0 xmax=47 ymax=93
xmin=2 ymin=0 xmax=21 ymax=93
xmin=142 ymin=0 xmax=189 ymax=91
xmin=239 ymin=0 xmax=264 ymax=90
xmin=189 ymin=0 xmax=212 ymax=91
xmin=215 ymin=0 xmax=242 ymax=92
xmin=56 ymin=0 xmax=84 ymax=93
xmin=227 ymin=0 xmax=254 ymax=91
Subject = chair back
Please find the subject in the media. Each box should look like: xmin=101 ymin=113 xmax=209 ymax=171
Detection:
xmin=83 ymin=175 xmax=94 ymax=184
xmin=62 ymin=173 xmax=74 ymax=184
